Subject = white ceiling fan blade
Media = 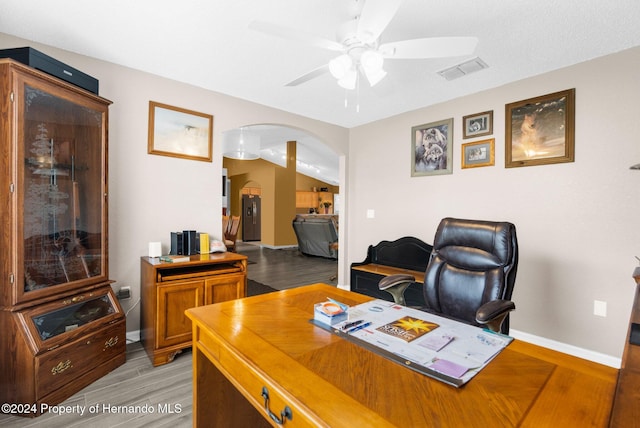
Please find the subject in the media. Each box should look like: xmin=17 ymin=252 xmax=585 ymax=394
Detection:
xmin=249 ymin=20 xmax=344 ymax=52
xmin=285 ymin=64 xmax=330 ymax=87
xmin=356 ymin=0 xmax=404 ymax=43
xmin=379 ymin=37 xmax=478 ymax=59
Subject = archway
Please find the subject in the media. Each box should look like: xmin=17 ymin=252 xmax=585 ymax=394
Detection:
xmin=222 ymin=124 xmax=346 ymax=284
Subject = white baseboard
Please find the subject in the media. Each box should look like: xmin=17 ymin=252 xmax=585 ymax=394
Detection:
xmin=509 ymin=329 xmax=621 ymax=368
xmin=258 ymin=244 xmax=298 ymax=250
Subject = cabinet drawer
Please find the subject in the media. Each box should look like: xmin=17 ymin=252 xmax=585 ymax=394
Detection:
xmin=217 ymin=344 xmax=312 ymax=427
xmin=36 ymin=319 xmax=125 ymax=399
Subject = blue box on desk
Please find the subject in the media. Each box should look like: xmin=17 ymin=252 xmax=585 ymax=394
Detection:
xmin=314 ymin=302 xmax=348 ymax=326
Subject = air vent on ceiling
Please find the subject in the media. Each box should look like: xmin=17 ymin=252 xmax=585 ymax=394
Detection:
xmin=437 ymin=57 xmax=488 ymax=81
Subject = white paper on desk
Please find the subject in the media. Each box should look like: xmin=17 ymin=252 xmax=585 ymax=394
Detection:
xmin=442 ymin=331 xmax=510 ymax=366
xmin=418 ymin=334 xmax=455 ymax=351
xmin=342 ymin=299 xmax=512 ymax=383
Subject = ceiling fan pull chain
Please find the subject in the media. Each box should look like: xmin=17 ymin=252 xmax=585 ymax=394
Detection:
xmin=356 ymin=74 xmax=361 ymax=113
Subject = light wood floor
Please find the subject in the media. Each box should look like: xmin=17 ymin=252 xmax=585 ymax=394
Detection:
xmin=0 ymin=245 xmax=337 ymax=428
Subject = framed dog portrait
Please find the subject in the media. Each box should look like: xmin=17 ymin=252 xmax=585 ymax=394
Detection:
xmin=505 ymin=89 xmax=575 ymax=168
xmin=411 ymin=118 xmax=453 ymax=177
xmin=462 ymin=110 xmax=493 ymax=139
xmin=462 ymin=138 xmax=495 ymax=169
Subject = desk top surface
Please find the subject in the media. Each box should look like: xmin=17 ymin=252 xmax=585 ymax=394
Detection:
xmin=186 ymin=283 xmax=617 ymax=428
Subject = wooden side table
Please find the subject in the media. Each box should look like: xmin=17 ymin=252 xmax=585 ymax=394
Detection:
xmin=140 ymin=252 xmax=247 ymax=366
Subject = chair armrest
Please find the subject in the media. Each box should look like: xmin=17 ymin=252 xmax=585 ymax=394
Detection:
xmin=378 ymin=274 xmax=416 ymax=306
xmin=378 ymin=274 xmax=416 ymax=290
xmin=475 ymin=299 xmax=515 ymax=333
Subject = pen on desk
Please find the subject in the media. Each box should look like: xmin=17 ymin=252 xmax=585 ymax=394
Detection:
xmin=341 ymin=319 xmax=364 ymax=331
xmin=347 ymin=321 xmax=372 ymax=333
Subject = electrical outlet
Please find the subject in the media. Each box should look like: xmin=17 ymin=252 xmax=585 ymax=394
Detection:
xmin=117 ymin=286 xmax=131 ymax=300
xmin=593 ymin=300 xmax=607 ymax=317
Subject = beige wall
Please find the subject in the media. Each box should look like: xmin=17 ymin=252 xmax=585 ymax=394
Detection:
xmin=347 ymin=46 xmax=640 ymax=360
xmin=3 ymin=31 xmax=639 ymax=361
xmin=0 ymin=33 xmax=349 ymax=335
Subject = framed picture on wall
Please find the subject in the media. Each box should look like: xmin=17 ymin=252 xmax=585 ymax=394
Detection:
xmin=462 ymin=110 xmax=493 ymax=139
xmin=411 ymin=118 xmax=453 ymax=177
xmin=505 ymin=88 xmax=575 ymax=168
xmin=148 ymin=101 xmax=214 ymax=162
xmin=461 ymin=138 xmax=495 ymax=169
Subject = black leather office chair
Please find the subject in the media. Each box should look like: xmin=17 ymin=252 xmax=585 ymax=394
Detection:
xmin=379 ymin=218 xmax=518 ymax=334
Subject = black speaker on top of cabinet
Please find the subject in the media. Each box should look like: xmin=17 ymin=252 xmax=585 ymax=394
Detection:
xmin=0 ymin=47 xmax=99 ymax=94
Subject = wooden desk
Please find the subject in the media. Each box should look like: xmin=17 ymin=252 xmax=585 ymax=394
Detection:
xmin=609 ymin=282 xmax=640 ymax=426
xmin=186 ymin=284 xmax=617 ymax=427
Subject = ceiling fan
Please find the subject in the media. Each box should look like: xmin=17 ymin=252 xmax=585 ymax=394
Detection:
xmin=249 ymin=0 xmax=478 ymax=90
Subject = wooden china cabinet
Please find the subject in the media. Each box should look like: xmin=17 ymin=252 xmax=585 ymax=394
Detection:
xmin=0 ymin=59 xmax=125 ymax=416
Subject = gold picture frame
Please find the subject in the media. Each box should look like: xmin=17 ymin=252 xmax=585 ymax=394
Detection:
xmin=505 ymin=89 xmax=575 ymax=168
xmin=461 ymin=138 xmax=495 ymax=169
xmin=148 ymin=101 xmax=213 ymax=162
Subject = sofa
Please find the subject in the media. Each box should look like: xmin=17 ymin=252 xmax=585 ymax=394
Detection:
xmin=292 ymin=214 xmax=338 ymax=259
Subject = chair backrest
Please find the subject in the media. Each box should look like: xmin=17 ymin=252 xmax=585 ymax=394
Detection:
xmin=226 ymin=216 xmax=240 ymax=240
xmin=222 ymin=215 xmax=230 ymax=237
xmin=423 ymin=217 xmax=518 ymax=332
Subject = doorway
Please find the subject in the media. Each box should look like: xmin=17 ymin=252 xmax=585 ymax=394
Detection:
xmin=242 ymin=194 xmax=261 ymax=241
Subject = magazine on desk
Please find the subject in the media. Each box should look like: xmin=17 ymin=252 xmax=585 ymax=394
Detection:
xmin=312 ymin=299 xmax=513 ymax=387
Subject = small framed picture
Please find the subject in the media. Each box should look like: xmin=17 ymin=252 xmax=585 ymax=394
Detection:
xmin=461 ymin=138 xmax=495 ymax=169
xmin=462 ymin=111 xmax=493 ymax=139
xmin=148 ymin=101 xmax=213 ymax=162
xmin=411 ymin=118 xmax=453 ymax=177
xmin=505 ymin=89 xmax=575 ymax=168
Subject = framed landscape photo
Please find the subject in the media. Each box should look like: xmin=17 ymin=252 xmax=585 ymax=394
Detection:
xmin=505 ymin=88 xmax=575 ymax=168
xmin=462 ymin=110 xmax=493 ymax=139
xmin=148 ymin=101 xmax=213 ymax=162
xmin=411 ymin=118 xmax=453 ymax=177
xmin=462 ymin=138 xmax=495 ymax=169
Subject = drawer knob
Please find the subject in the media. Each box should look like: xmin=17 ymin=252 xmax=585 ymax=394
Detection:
xmin=261 ymin=387 xmax=292 ymax=425
xmin=104 ymin=336 xmax=119 ymax=350
xmin=51 ymin=359 xmax=72 ymax=375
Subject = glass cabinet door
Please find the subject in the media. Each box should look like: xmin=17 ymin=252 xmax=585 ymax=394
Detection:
xmin=31 ymin=293 xmax=116 ymax=341
xmin=17 ymin=73 xmax=109 ymax=303
xmin=18 ymin=287 xmax=122 ymax=348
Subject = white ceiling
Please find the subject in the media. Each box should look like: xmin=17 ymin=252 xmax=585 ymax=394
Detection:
xmin=2 ymin=0 xmax=640 ymax=185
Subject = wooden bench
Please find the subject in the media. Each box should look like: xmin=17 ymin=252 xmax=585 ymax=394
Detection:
xmin=350 ymin=236 xmax=432 ymax=306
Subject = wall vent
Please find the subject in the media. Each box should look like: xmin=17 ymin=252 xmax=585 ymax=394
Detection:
xmin=438 ymin=57 xmax=489 ymax=81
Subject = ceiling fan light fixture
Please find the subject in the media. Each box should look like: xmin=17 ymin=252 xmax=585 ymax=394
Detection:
xmin=360 ymin=49 xmax=384 ymax=73
xmin=329 ymin=54 xmax=353 ymax=79
xmin=363 ymin=66 xmax=387 ymax=87
xmin=337 ymin=68 xmax=357 ymax=90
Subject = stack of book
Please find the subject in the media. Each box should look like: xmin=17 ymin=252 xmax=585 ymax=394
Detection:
xmin=159 ymin=255 xmax=190 ymax=263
